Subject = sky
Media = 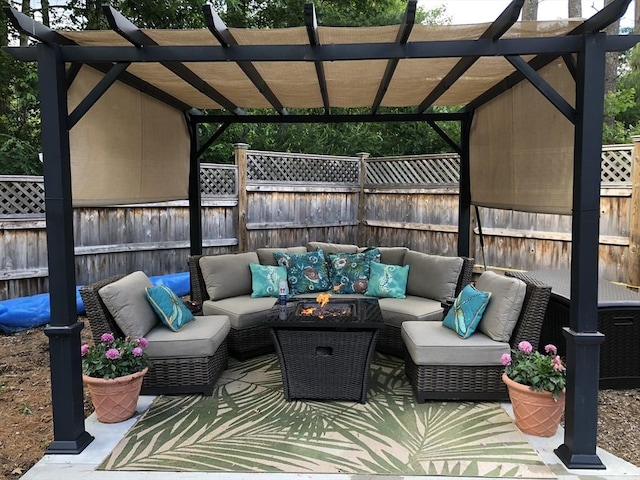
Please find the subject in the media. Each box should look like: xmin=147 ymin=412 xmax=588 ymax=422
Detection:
xmin=417 ymin=0 xmax=636 ymax=29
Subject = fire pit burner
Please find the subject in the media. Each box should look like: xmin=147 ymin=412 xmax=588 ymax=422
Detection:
xmin=295 ymin=302 xmax=356 ymax=319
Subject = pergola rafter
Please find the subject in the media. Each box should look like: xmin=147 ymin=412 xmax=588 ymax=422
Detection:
xmin=305 ymin=3 xmax=330 ymax=115
xmin=415 ymin=0 xmax=524 ymax=114
xmin=371 ymin=0 xmax=417 ymax=114
xmin=104 ymin=5 xmax=245 ymax=116
xmin=203 ymin=4 xmax=288 ymax=115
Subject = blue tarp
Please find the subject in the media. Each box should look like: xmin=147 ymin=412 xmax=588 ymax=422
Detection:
xmin=0 ymin=272 xmax=191 ymax=334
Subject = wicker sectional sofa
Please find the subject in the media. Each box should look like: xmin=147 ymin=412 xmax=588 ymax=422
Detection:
xmin=188 ymin=242 xmax=473 ymax=360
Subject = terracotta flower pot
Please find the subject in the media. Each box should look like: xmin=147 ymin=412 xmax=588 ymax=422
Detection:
xmin=83 ymin=368 xmax=148 ymax=423
xmin=502 ymin=373 xmax=565 ymax=437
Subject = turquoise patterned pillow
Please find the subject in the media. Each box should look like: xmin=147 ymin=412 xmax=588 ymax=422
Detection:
xmin=249 ymin=263 xmax=287 ymax=298
xmin=274 ymin=249 xmax=331 ymax=295
xmin=145 ymin=285 xmax=195 ymax=332
xmin=328 ymin=249 xmax=380 ymax=294
xmin=442 ymin=284 xmax=492 ymax=339
xmin=365 ymin=262 xmax=409 ymax=299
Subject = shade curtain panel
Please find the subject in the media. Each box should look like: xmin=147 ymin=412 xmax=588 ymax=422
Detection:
xmin=67 ymin=66 xmax=190 ymax=207
xmin=469 ymin=59 xmax=576 ymax=215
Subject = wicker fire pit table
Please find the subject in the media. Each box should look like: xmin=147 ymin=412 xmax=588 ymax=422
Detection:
xmin=265 ymin=298 xmax=383 ymax=403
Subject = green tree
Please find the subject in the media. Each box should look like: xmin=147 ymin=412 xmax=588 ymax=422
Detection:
xmin=0 ymin=6 xmax=42 ymax=175
xmin=603 ymin=45 xmax=640 ymax=144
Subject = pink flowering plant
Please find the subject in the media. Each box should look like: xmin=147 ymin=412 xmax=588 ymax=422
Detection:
xmin=81 ymin=333 xmax=150 ymax=380
xmin=501 ymin=341 xmax=566 ymax=400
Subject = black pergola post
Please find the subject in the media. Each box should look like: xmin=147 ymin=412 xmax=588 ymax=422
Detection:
xmin=555 ymin=32 xmax=607 ymax=469
xmin=457 ymin=114 xmax=472 ymax=257
xmin=38 ymin=43 xmax=94 ymax=454
xmin=187 ymin=114 xmax=203 ymax=256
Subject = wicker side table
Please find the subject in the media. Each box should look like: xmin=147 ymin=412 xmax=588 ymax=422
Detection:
xmin=525 ymin=269 xmax=640 ymax=389
xmin=265 ymin=298 xmax=383 ymax=403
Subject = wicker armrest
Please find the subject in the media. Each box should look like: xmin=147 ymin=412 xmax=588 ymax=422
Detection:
xmin=187 ymin=255 xmax=209 ymax=306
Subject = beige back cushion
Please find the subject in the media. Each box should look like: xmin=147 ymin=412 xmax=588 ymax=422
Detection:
xmin=98 ymin=271 xmax=158 ymax=339
xmin=307 ymin=241 xmax=358 ymax=254
xmin=256 ymin=246 xmax=307 ymax=266
xmin=403 ymin=251 xmax=463 ymax=303
xmin=357 ymin=246 xmax=408 ymax=264
xmin=475 ymin=271 xmax=527 ymax=342
xmin=199 ymin=252 xmax=260 ymax=301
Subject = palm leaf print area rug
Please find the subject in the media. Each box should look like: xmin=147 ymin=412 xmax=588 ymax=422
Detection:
xmin=100 ymin=354 xmax=554 ymax=477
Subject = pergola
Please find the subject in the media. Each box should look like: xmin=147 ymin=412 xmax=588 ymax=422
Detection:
xmin=3 ymin=0 xmax=639 ymax=470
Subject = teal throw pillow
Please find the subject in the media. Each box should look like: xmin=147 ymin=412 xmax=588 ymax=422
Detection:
xmin=274 ymin=249 xmax=331 ymax=295
xmin=365 ymin=262 xmax=409 ymax=299
xmin=442 ymin=284 xmax=492 ymax=339
xmin=249 ymin=263 xmax=288 ymax=298
xmin=328 ymin=248 xmax=380 ymax=294
xmin=145 ymin=285 xmax=195 ymax=332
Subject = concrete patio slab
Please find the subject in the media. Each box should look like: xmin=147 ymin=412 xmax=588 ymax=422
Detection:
xmin=19 ymin=396 xmax=640 ymax=480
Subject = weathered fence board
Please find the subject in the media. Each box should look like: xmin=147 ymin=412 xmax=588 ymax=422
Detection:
xmin=1 ymin=140 xmax=638 ymax=300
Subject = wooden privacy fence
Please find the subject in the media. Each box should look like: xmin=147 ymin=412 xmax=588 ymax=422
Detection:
xmin=0 ymin=137 xmax=638 ymax=300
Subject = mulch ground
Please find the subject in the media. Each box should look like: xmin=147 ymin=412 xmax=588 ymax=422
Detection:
xmin=0 ymin=322 xmax=639 ymax=479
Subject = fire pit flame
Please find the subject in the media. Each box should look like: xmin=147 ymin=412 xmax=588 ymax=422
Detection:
xmin=297 ymin=292 xmax=355 ymax=319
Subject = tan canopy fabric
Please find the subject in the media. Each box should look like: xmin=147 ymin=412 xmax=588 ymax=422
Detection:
xmin=68 ymin=66 xmax=190 ymax=206
xmin=54 ymin=18 xmax=595 ymax=208
xmin=60 ymin=20 xmax=580 ymax=110
xmin=469 ymin=60 xmax=576 ymax=214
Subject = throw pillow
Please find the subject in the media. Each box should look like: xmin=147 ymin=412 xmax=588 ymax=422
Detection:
xmin=145 ymin=285 xmax=195 ymax=332
xmin=365 ymin=262 xmax=409 ymax=299
xmin=328 ymin=248 xmax=380 ymax=294
xmin=256 ymin=246 xmax=307 ymax=266
xmin=442 ymin=284 xmax=492 ymax=339
xmin=98 ymin=271 xmax=158 ymax=339
xmin=328 ymin=252 xmax=368 ymax=294
xmin=249 ymin=263 xmax=288 ymax=298
xmin=274 ymin=249 xmax=331 ymax=295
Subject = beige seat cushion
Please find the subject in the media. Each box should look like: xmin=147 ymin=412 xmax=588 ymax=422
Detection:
xmin=306 ymin=241 xmax=358 ymax=254
xmin=145 ymin=315 xmax=230 ymax=358
xmin=403 ymin=251 xmax=463 ymax=303
xmin=402 ymin=321 xmax=510 ymax=366
xmin=378 ymin=296 xmax=443 ymax=326
xmin=98 ymin=271 xmax=158 ymax=339
xmin=202 ymin=295 xmax=276 ymax=330
xmin=199 ymin=252 xmax=259 ymax=301
xmin=475 ymin=271 xmax=527 ymax=342
xmin=256 ymin=246 xmax=307 ymax=266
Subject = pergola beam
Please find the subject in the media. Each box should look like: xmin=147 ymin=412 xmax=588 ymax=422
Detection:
xmin=203 ymin=5 xmax=288 ymax=116
xmin=371 ymin=0 xmax=416 ymax=114
xmin=191 ymin=112 xmax=467 ymax=124
xmin=415 ymin=0 xmax=524 ymax=114
xmin=104 ymin=6 xmax=244 ymax=116
xmin=7 ymin=34 xmax=638 ymax=65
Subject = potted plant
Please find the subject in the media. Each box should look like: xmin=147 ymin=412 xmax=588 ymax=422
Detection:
xmin=501 ymin=341 xmax=566 ymax=437
xmin=81 ymin=333 xmax=151 ymax=423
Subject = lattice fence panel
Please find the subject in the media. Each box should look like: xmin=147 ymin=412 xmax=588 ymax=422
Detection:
xmin=200 ymin=164 xmax=237 ymax=196
xmin=247 ymin=151 xmax=359 ymax=185
xmin=0 ymin=176 xmax=45 ymax=216
xmin=366 ymin=154 xmax=460 ymax=187
xmin=601 ymin=144 xmax=633 ymax=185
